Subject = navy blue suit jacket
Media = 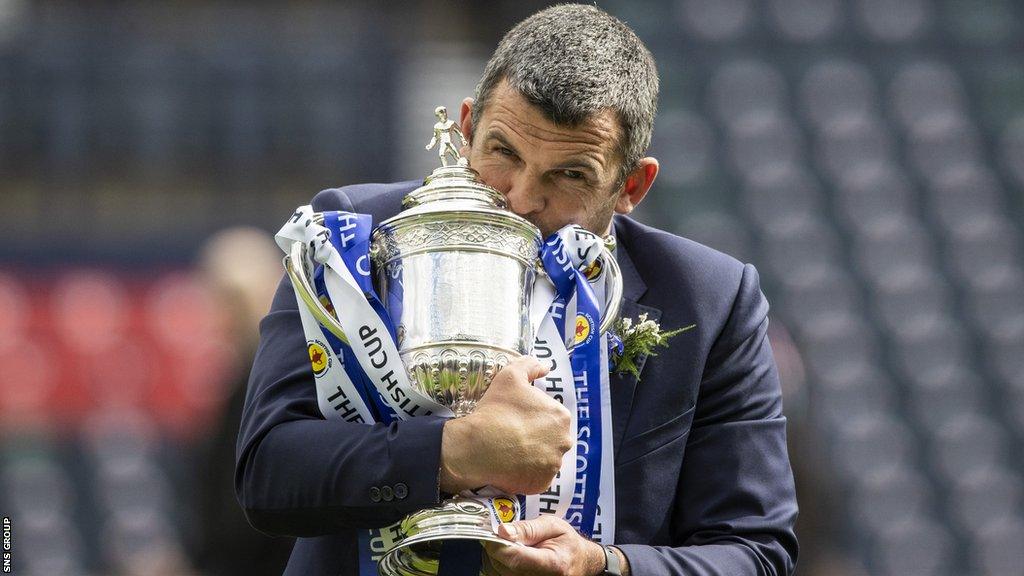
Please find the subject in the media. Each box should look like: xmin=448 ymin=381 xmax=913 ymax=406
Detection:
xmin=237 ymin=181 xmax=799 ymax=575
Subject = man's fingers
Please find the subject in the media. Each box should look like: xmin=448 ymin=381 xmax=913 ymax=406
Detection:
xmin=498 ymin=514 xmax=569 ymax=546
xmin=481 ymin=540 xmax=525 ymax=575
xmin=480 ymin=550 xmax=509 ymax=576
xmin=502 ymin=356 xmax=551 ymax=385
xmin=485 ymin=539 xmax=553 ymax=574
xmin=485 ymin=517 xmax=578 ymax=574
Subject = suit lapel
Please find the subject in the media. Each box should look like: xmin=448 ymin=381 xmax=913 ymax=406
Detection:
xmin=609 ymin=225 xmax=663 ymax=456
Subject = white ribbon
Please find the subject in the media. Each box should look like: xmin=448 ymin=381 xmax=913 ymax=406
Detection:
xmin=276 ymin=206 xmax=453 ymax=422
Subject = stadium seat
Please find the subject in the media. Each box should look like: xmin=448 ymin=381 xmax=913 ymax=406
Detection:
xmin=867 ymin=263 xmax=949 ymax=319
xmin=903 ymin=364 xmax=987 ymax=432
xmin=649 ymin=109 xmax=717 ymax=187
xmin=778 ymin=263 xmax=863 ymax=329
xmin=928 ymin=413 xmax=1010 ymax=481
xmin=906 ymin=113 xmax=983 ymax=181
xmin=766 ymin=0 xmax=842 ymax=43
xmin=676 ymin=212 xmax=754 ymax=262
xmin=888 ymin=60 xmax=967 ymax=129
xmin=849 ymin=464 xmax=933 ymax=532
xmin=855 ymin=0 xmax=934 ymax=43
xmin=741 ymin=164 xmax=824 ymax=232
xmin=998 ymin=116 xmax=1024 ymax=188
xmin=833 ymin=163 xmax=917 ymax=234
xmin=891 ymin=315 xmax=971 ymax=378
xmin=815 ymin=115 xmax=896 ymax=182
xmin=94 ymin=458 xmax=172 ymax=516
xmin=798 ymin=309 xmax=877 ymax=366
xmin=830 ymin=412 xmax=918 ymax=479
xmin=851 ymin=217 xmax=936 ymax=282
xmin=80 ymin=407 xmax=160 ymax=468
xmin=0 ymin=336 xmax=59 ymax=422
xmin=963 ymin=253 xmax=1024 ymax=344
xmin=987 ymin=339 xmax=1024 ymax=393
xmin=870 ymin=518 xmax=954 ymax=576
xmin=949 ymin=465 xmax=1024 ymax=534
xmin=760 ymin=216 xmax=842 ymax=279
xmin=144 ymin=272 xmax=225 ymax=355
xmin=945 ymin=214 xmax=1023 ymax=283
xmin=676 ymin=0 xmax=754 ymax=42
xmin=12 ymin=512 xmax=85 ymax=576
xmin=815 ymin=364 xmax=897 ymax=429
xmin=799 ymin=59 xmax=878 ymax=128
xmin=970 ymin=517 xmax=1024 ymax=576
xmin=926 ymin=164 xmax=1006 ymax=232
xmin=0 ymin=272 xmax=30 ymax=346
xmin=50 ymin=270 xmax=131 ymax=355
xmin=707 ymin=59 xmax=788 ymax=127
xmin=726 ymin=111 xmax=805 ymax=179
xmin=939 ymin=0 xmax=1018 ymax=45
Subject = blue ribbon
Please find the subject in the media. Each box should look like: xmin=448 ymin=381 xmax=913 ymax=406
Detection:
xmin=323 ymin=212 xmax=398 ymax=342
xmin=311 ymin=265 xmax=392 ymax=424
xmin=539 ymin=232 xmax=604 ymax=537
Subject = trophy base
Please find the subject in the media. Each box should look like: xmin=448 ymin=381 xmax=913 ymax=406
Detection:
xmin=378 ymin=496 xmax=514 ymax=576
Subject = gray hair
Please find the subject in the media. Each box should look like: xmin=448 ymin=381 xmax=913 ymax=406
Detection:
xmin=472 ymin=4 xmax=659 ymax=183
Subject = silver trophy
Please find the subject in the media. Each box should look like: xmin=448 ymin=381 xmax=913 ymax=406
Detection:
xmin=284 ymin=106 xmax=622 ymax=576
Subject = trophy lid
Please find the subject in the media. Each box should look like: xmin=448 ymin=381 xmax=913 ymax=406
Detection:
xmin=370 ymin=106 xmax=542 ymax=268
xmin=402 ymin=163 xmax=509 ymax=211
xmin=376 ymin=105 xmax=539 ymax=233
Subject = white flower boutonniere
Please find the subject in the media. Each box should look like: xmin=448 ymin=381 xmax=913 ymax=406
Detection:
xmin=610 ymin=313 xmax=696 ymax=380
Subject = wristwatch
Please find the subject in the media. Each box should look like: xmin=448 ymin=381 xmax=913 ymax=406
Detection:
xmin=601 ymin=545 xmax=623 ymax=576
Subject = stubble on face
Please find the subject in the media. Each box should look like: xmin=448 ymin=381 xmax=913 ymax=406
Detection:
xmin=466 ymin=81 xmax=625 ymax=238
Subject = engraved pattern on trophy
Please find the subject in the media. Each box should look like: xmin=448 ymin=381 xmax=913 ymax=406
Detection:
xmin=371 ymin=219 xmax=539 ymax=266
xmin=406 ymin=347 xmax=513 ymax=417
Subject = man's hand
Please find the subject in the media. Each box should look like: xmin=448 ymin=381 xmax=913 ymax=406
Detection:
xmin=481 ymin=515 xmax=608 ymax=576
xmin=440 ymin=356 xmax=573 ymax=495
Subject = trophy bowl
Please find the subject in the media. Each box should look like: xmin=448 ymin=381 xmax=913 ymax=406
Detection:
xmin=371 ymin=164 xmax=543 ymax=416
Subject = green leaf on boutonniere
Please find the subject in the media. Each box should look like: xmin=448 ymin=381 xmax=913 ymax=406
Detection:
xmin=611 ymin=313 xmax=696 ymax=380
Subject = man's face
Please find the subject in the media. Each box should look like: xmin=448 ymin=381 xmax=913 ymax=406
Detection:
xmin=462 ymin=81 xmax=626 ymax=239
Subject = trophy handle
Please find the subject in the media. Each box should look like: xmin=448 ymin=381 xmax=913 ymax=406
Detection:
xmin=284 ymin=240 xmax=352 ymax=346
xmin=564 ymin=241 xmax=623 ymax=354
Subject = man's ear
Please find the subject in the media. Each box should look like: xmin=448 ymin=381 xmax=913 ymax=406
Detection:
xmin=614 ymin=157 xmax=659 ymax=215
xmin=459 ymin=97 xmax=475 ymax=148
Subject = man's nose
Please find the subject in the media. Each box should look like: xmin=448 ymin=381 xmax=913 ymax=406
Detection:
xmin=502 ymin=173 xmax=545 ymax=217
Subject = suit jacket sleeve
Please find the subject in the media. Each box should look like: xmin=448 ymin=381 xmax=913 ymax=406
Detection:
xmin=234 ymin=187 xmax=447 ymax=537
xmin=618 ymin=264 xmax=799 ymax=575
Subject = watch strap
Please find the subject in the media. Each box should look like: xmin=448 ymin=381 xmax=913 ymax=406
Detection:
xmin=602 ymin=545 xmax=623 ymax=576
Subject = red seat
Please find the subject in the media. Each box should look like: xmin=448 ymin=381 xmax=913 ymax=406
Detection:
xmin=50 ymin=270 xmax=131 ymax=355
xmin=0 ymin=336 xmax=59 ymax=428
xmin=0 ymin=271 xmax=31 ymax=348
xmin=144 ymin=272 xmax=225 ymax=355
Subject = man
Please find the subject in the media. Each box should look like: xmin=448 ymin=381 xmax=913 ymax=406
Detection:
xmin=236 ymin=5 xmax=798 ymax=575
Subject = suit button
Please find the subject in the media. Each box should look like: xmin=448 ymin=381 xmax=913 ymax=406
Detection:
xmin=381 ymin=485 xmax=394 ymax=502
xmin=394 ymin=483 xmax=408 ymax=500
xmin=370 ymin=486 xmax=382 ymax=502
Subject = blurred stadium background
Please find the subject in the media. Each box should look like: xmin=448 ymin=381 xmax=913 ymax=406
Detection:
xmin=1 ymin=1 xmax=1023 ymax=575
